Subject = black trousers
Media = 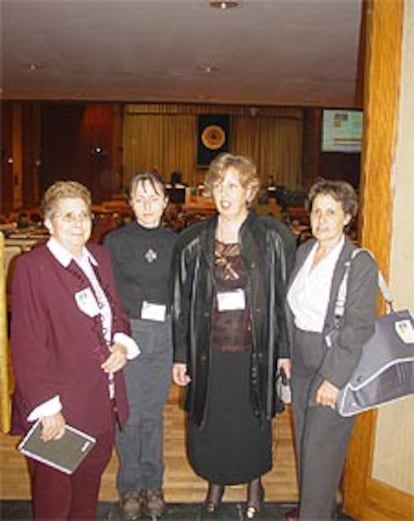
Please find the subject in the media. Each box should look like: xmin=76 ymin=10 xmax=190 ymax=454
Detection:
xmin=291 ymin=328 xmax=355 ymax=521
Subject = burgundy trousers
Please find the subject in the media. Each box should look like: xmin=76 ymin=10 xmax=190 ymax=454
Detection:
xmin=27 ymin=430 xmax=113 ymax=521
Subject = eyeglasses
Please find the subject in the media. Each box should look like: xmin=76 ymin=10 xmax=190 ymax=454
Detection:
xmin=53 ymin=211 xmax=93 ymax=224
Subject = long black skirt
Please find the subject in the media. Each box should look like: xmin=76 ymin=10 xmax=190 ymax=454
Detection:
xmin=187 ymin=349 xmax=272 ymax=485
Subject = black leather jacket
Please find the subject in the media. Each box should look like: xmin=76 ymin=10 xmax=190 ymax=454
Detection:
xmin=172 ymin=211 xmax=296 ymax=427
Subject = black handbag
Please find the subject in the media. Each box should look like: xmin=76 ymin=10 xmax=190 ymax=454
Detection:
xmin=330 ymin=249 xmax=414 ymax=417
xmin=275 ymin=368 xmax=292 ymax=414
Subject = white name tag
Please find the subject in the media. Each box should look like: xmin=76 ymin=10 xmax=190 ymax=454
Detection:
xmin=395 ymin=319 xmax=414 ymax=343
xmin=217 ymin=289 xmax=246 ymax=312
xmin=74 ymin=288 xmax=100 ymax=317
xmin=141 ymin=301 xmax=166 ymax=322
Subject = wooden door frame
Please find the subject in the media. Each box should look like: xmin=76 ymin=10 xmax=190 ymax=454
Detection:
xmin=343 ymin=1 xmax=413 ymax=518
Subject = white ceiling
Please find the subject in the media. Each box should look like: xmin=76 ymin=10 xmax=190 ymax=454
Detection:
xmin=1 ymin=0 xmax=363 ymax=108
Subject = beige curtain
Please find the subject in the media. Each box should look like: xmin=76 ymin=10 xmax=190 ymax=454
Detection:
xmin=123 ymin=109 xmax=302 ymax=188
xmin=123 ymin=114 xmax=197 ymax=186
xmin=0 ymin=233 xmax=11 ymax=433
xmin=231 ymin=116 xmax=303 ymax=188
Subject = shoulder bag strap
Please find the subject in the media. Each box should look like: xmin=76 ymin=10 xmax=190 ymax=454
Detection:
xmin=334 ymin=248 xmax=393 ymax=323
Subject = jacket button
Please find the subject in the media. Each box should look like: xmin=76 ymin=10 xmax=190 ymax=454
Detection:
xmin=200 ymin=354 xmax=207 ymax=362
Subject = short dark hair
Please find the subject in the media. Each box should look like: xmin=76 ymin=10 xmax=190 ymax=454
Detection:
xmin=307 ymin=180 xmax=358 ymax=217
xmin=128 ymin=171 xmax=166 ymax=198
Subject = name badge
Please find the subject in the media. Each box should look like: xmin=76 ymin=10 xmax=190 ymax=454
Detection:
xmin=74 ymin=288 xmax=100 ymax=317
xmin=217 ymin=289 xmax=246 ymax=312
xmin=141 ymin=301 xmax=166 ymax=322
xmin=395 ymin=319 xmax=414 ymax=343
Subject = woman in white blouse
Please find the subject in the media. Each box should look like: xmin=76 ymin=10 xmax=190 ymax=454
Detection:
xmin=285 ymin=180 xmax=378 ymax=521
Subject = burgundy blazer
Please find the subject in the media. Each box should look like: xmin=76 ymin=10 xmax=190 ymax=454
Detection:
xmin=10 ymin=242 xmax=130 ymax=436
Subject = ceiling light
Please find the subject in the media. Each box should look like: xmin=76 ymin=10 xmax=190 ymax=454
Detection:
xmin=27 ymin=63 xmax=45 ymax=71
xmin=199 ymin=65 xmax=218 ymax=73
xmin=210 ymin=1 xmax=239 ymax=9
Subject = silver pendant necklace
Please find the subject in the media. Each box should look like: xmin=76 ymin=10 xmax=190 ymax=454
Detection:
xmin=144 ymin=247 xmax=157 ymax=264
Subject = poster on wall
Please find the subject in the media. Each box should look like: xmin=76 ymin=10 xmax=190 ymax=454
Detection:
xmin=321 ymin=109 xmax=363 ymax=153
xmin=197 ymin=115 xmax=229 ymax=167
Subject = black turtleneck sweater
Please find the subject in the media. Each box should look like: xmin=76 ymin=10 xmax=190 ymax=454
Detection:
xmin=103 ymin=221 xmax=177 ymax=319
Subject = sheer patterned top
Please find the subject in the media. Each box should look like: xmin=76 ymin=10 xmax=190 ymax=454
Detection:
xmin=211 ymin=240 xmax=252 ymax=353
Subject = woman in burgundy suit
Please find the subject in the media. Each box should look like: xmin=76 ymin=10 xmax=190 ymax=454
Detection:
xmin=10 ymin=181 xmax=139 ymax=521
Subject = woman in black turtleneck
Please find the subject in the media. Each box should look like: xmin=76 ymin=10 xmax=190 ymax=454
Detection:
xmin=104 ymin=172 xmax=176 ymax=519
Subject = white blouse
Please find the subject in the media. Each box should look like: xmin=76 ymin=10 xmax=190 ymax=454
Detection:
xmin=287 ymin=236 xmax=344 ymax=332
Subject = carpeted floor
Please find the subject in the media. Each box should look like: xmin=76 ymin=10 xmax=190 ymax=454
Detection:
xmin=0 ymin=500 xmax=355 ymax=520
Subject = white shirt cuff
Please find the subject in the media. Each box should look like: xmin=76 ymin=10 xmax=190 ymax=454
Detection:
xmin=27 ymin=395 xmax=62 ymax=422
xmin=113 ymin=332 xmax=140 ymax=359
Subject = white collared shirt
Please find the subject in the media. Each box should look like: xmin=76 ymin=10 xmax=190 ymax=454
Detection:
xmin=287 ymin=235 xmax=344 ymax=332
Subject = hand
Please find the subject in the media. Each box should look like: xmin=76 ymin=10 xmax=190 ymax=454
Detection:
xmin=316 ymin=379 xmax=340 ymax=409
xmin=172 ymin=363 xmax=191 ymax=386
xmin=277 ymin=358 xmax=291 ymax=379
xmin=40 ymin=412 xmax=66 ymax=441
xmin=101 ymin=343 xmax=128 ymax=373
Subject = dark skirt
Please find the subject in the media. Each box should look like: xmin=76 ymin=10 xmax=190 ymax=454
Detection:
xmin=187 ymin=349 xmax=272 ymax=485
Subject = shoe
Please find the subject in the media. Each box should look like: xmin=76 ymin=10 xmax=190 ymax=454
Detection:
xmin=143 ymin=488 xmax=166 ymax=517
xmin=119 ymin=491 xmax=142 ymax=520
xmin=245 ymin=481 xmax=264 ymax=519
xmin=283 ymin=506 xmax=300 ymax=521
xmin=203 ymin=483 xmax=225 ymax=514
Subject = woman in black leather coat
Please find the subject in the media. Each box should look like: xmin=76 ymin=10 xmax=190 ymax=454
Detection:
xmin=171 ymin=153 xmax=295 ymax=519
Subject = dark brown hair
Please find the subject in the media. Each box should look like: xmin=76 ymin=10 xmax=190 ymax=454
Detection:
xmin=307 ymin=179 xmax=358 ymax=217
xmin=128 ymin=171 xmax=166 ymax=199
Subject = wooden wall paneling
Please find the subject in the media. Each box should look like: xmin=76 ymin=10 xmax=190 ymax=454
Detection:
xmin=22 ymin=102 xmax=41 ymax=208
xmin=319 ymin=151 xmax=361 ymax=188
xmin=83 ymin=103 xmax=116 ymax=202
xmin=111 ymin=103 xmax=124 ymax=195
xmin=343 ymin=0 xmax=406 ymax=518
xmin=40 ymin=103 xmax=117 ymax=202
xmin=363 ymin=479 xmax=414 ymax=521
xmin=40 ymin=103 xmax=85 ymax=193
xmin=12 ymin=103 xmax=23 ymax=209
xmin=301 ymin=107 xmax=361 ymax=190
xmin=1 ymin=102 xmax=14 ymax=214
xmin=301 ymin=108 xmax=321 ymax=191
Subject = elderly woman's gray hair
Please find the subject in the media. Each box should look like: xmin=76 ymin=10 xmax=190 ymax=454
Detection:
xmin=42 ymin=181 xmax=92 ymax=219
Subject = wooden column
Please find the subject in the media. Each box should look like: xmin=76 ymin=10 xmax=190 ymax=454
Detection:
xmin=0 ymin=233 xmax=11 ymax=433
xmin=343 ymin=0 xmax=406 ymax=518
